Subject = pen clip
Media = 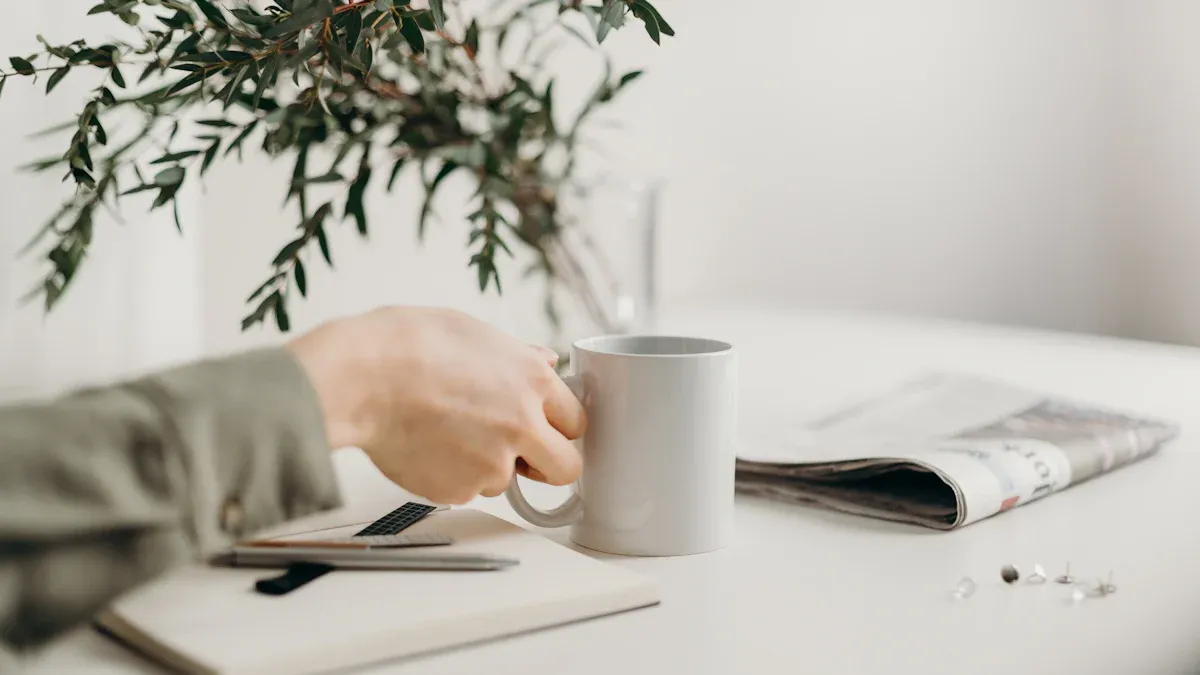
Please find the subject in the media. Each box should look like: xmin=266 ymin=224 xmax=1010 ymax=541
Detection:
xmin=253 ymin=562 xmax=334 ymax=596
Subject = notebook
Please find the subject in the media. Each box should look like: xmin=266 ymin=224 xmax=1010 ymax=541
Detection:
xmin=94 ymin=508 xmax=660 ymax=675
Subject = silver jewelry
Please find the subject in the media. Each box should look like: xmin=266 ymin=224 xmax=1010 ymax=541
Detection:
xmin=1026 ymin=564 xmax=1047 ymax=584
xmin=1099 ymin=571 xmax=1117 ymax=595
xmin=1001 ymin=564 xmax=1020 ymax=584
xmin=1055 ymin=562 xmax=1076 ymax=584
xmin=951 ymin=577 xmax=977 ymax=599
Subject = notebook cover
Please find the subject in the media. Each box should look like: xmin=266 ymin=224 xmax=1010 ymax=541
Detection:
xmin=94 ymin=508 xmax=660 ymax=675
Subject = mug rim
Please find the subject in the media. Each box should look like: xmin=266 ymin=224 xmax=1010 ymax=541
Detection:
xmin=572 ymin=334 xmax=733 ymax=358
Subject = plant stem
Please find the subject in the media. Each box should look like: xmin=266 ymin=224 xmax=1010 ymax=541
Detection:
xmin=334 ymin=0 xmax=376 ymax=15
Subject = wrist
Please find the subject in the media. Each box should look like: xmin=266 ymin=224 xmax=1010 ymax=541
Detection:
xmin=286 ymin=322 xmax=377 ymax=451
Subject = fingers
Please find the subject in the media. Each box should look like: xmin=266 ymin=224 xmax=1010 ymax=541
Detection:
xmin=517 ymin=421 xmax=583 ymax=486
xmin=543 ymin=373 xmax=586 ymax=440
xmin=514 ymin=457 xmax=548 ymax=483
xmin=530 ymin=345 xmax=559 ymax=368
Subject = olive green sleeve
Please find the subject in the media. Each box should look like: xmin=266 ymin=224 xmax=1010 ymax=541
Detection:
xmin=0 ymin=347 xmax=343 ymax=657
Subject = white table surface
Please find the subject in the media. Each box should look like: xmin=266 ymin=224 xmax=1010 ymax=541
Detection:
xmin=26 ymin=304 xmax=1200 ymax=675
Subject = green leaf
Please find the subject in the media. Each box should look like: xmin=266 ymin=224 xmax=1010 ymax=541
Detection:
xmin=246 ymin=275 xmax=282 ymax=303
xmin=0 ymin=77 xmax=6 ymax=101
xmin=264 ymin=0 xmax=333 ymax=38
xmin=139 ymin=62 xmax=160 ymax=84
xmin=326 ymin=39 xmax=365 ymax=73
xmin=46 ymin=67 xmax=69 ymax=93
xmin=98 ymin=87 xmax=116 ymax=106
xmin=398 ymin=17 xmax=425 ymax=53
xmin=428 ymin=0 xmax=446 ymax=30
xmin=194 ymin=0 xmax=229 ymax=28
xmin=418 ymin=161 xmax=458 ymax=239
xmin=200 ymin=141 xmax=220 ymax=175
xmin=225 ymin=120 xmax=259 ymax=159
xmin=596 ymin=0 xmax=624 ymax=43
xmin=410 ymin=10 xmax=436 ymax=31
xmin=173 ymin=33 xmax=201 ymax=59
xmin=386 ymin=156 xmax=406 ymax=190
xmin=465 ymin=19 xmax=480 ymax=55
xmin=120 ymin=183 xmax=159 ymax=196
xmin=166 ymin=69 xmax=207 ymax=95
xmin=345 ymin=9 xmax=364 ymax=54
xmin=222 ymin=61 xmax=252 ymax=109
xmin=252 ymin=52 xmax=281 ymax=112
xmin=345 ymin=158 xmax=372 ymax=236
xmin=632 ymin=2 xmax=660 ymax=44
xmin=9 ymin=57 xmax=35 ymax=76
xmin=284 ymin=40 xmax=321 ymax=72
xmin=217 ymin=50 xmax=253 ymax=62
xmin=110 ymin=65 xmax=126 ymax=89
xmin=43 ymin=279 xmax=63 ymax=311
xmin=291 ymin=172 xmax=344 ymax=186
xmin=476 ymin=258 xmax=492 ymax=292
xmin=273 ymin=237 xmax=306 ymax=266
xmin=92 ymin=119 xmax=107 ymax=145
xmin=197 ymin=118 xmax=237 ymax=128
xmin=153 ymin=166 xmax=185 ymax=185
xmin=316 ymin=225 xmax=333 ymax=266
xmin=636 ymin=0 xmax=674 ymax=36
xmin=294 ymin=259 xmax=308 ymax=297
xmin=273 ymin=298 xmax=291 ymax=332
xmin=150 ymin=150 xmax=202 ymax=164
xmin=619 ymin=70 xmax=644 ymax=87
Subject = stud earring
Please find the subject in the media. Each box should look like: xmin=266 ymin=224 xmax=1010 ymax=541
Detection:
xmin=1055 ymin=562 xmax=1076 ymax=584
xmin=1070 ymin=582 xmax=1095 ymax=603
xmin=1026 ymin=564 xmax=1047 ymax=584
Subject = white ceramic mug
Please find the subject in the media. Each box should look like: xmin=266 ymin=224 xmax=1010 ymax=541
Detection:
xmin=505 ymin=335 xmax=737 ymax=557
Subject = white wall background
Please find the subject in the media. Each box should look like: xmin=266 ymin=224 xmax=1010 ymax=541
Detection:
xmin=0 ymin=2 xmax=203 ymax=402
xmin=1112 ymin=1 xmax=1200 ymax=346
xmin=202 ymin=0 xmax=1133 ymax=359
xmin=4 ymin=0 xmax=1200 ymax=394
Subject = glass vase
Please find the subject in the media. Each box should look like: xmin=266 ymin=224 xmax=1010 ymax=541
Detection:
xmin=546 ymin=175 xmax=660 ymax=350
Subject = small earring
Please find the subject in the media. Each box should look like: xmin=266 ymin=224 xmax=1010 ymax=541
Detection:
xmin=1099 ymin=571 xmax=1117 ymax=595
xmin=1026 ymin=564 xmax=1047 ymax=584
xmin=1070 ymin=582 xmax=1096 ymax=603
xmin=1055 ymin=562 xmax=1076 ymax=584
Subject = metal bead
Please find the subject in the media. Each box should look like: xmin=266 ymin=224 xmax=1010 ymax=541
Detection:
xmin=1001 ymin=564 xmax=1020 ymax=584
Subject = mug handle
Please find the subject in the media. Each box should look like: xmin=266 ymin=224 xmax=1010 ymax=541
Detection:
xmin=504 ymin=373 xmax=585 ymax=528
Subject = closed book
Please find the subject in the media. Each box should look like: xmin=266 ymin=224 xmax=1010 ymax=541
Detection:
xmin=95 ymin=508 xmax=660 ymax=674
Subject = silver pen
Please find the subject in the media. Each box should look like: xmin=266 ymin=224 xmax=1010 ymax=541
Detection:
xmin=219 ymin=546 xmax=519 ymax=571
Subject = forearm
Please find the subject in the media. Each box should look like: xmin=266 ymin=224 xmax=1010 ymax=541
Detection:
xmin=0 ymin=347 xmax=342 ymax=654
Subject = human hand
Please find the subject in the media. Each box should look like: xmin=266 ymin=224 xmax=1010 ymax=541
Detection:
xmin=286 ymin=307 xmax=585 ymax=504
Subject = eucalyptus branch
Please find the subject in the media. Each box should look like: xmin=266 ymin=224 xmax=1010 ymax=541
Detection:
xmin=3 ymin=0 xmax=673 ymax=333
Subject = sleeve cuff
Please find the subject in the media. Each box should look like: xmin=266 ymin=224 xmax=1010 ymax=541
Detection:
xmin=128 ymin=346 xmax=344 ymax=552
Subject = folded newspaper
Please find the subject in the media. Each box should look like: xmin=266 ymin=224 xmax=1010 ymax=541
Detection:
xmin=735 ymin=372 xmax=1181 ymax=530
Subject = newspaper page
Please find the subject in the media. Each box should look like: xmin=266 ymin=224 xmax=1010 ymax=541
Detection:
xmin=734 ymin=373 xmax=1181 ymax=530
